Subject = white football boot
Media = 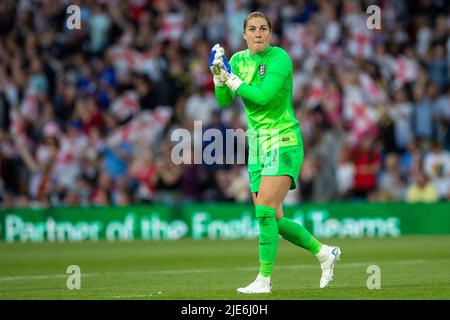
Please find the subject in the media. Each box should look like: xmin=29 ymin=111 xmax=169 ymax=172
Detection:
xmin=237 ymin=274 xmax=272 ymax=294
xmin=316 ymin=245 xmax=342 ymax=288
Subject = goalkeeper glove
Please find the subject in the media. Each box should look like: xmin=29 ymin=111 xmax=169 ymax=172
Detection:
xmin=219 ymin=55 xmax=243 ymax=92
xmin=209 ymin=44 xmax=226 ymax=87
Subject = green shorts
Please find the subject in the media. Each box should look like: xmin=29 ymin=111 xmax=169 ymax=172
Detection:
xmin=248 ymin=145 xmax=304 ymax=193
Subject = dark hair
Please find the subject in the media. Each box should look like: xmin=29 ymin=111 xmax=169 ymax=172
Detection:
xmin=243 ymin=11 xmax=272 ymax=31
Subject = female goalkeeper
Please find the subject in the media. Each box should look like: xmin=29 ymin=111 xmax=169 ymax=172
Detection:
xmin=209 ymin=11 xmax=342 ymax=294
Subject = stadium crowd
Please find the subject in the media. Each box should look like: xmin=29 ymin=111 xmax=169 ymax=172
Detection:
xmin=0 ymin=0 xmax=449 ymax=208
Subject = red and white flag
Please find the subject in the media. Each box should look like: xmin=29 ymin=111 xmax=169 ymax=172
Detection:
xmin=306 ymin=78 xmax=324 ymax=108
xmin=110 ymin=91 xmax=140 ymax=121
xmin=343 ymin=85 xmax=379 ymax=142
xmin=360 ymin=73 xmax=386 ymax=103
xmin=10 ymin=109 xmax=27 ymax=146
xmin=344 ymin=14 xmax=373 ymax=59
xmin=19 ymin=89 xmax=39 ymax=121
xmin=285 ymin=24 xmax=308 ymax=60
xmin=391 ymin=56 xmax=417 ymax=90
xmin=158 ymin=11 xmax=184 ymax=40
xmin=107 ymin=107 xmax=173 ymax=147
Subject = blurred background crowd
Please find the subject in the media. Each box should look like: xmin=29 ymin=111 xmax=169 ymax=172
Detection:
xmin=0 ymin=0 xmax=449 ymax=208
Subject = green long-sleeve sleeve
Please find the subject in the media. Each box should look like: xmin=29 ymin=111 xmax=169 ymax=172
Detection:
xmin=236 ymin=71 xmax=286 ymax=106
xmin=214 ymin=85 xmax=236 ymax=108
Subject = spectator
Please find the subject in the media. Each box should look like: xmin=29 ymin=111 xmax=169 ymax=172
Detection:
xmin=298 ymin=155 xmax=316 ymax=201
xmin=378 ymin=102 xmax=397 ymax=153
xmin=350 ymin=134 xmax=381 ymax=199
xmin=377 ymin=153 xmax=407 ymax=201
xmin=155 ymin=140 xmax=182 ymax=204
xmin=129 ymin=146 xmax=158 ymax=202
xmin=415 ymin=15 xmax=432 ymax=59
xmin=310 ymin=126 xmax=340 ymax=202
xmin=336 ymin=147 xmax=355 ymax=200
xmin=178 ymin=148 xmax=206 ymax=203
xmin=133 ymin=74 xmax=159 ymax=111
xmin=209 ymin=169 xmax=234 ymax=202
xmin=75 ymin=96 xmax=104 ymax=135
xmin=0 ymin=129 xmax=21 ymax=196
xmin=91 ymin=170 xmax=113 ymax=206
xmin=406 ymin=170 xmax=439 ymax=203
xmin=227 ymin=164 xmax=251 ymax=203
xmin=185 ymin=85 xmax=219 ymax=124
xmin=202 ymin=110 xmax=229 ymax=171
xmin=88 ymin=3 xmax=111 ymax=55
xmin=423 ymin=141 xmax=450 ymax=199
xmin=102 ymin=140 xmax=133 ymax=181
xmin=427 ymin=43 xmax=448 ymax=89
xmin=112 ymin=175 xmax=133 ymax=205
xmin=74 ymin=176 xmax=92 ymax=207
xmin=434 ymin=87 xmax=450 ymax=150
xmin=413 ymin=81 xmax=439 ymax=142
xmin=389 ymin=88 xmax=414 ymax=152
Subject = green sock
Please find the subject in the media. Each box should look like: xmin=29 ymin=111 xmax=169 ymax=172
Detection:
xmin=255 ymin=205 xmax=278 ymax=277
xmin=277 ymin=217 xmax=322 ymax=255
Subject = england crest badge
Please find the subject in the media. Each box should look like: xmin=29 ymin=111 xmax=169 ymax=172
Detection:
xmin=259 ymin=64 xmax=266 ymax=76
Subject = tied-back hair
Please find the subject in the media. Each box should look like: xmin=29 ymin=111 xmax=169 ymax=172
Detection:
xmin=243 ymin=11 xmax=272 ymax=31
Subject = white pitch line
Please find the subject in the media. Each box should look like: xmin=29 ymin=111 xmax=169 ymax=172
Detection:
xmin=0 ymin=273 xmax=99 ymax=281
xmin=112 ymin=294 xmax=155 ymax=298
xmin=0 ymin=259 xmax=433 ymax=282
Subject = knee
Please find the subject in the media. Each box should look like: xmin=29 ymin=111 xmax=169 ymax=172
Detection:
xmin=255 ymin=198 xmax=278 ymax=210
xmin=276 ymin=212 xmax=284 ymax=221
xmin=255 ymin=203 xmax=277 ymax=221
xmin=255 ymin=199 xmax=283 ymax=221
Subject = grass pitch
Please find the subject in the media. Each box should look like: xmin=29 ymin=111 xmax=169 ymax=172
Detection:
xmin=0 ymin=236 xmax=449 ymax=300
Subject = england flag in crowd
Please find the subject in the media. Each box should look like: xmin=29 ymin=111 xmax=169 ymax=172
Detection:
xmin=343 ymin=84 xmax=379 ymax=143
xmin=107 ymin=106 xmax=173 ymax=148
xmin=391 ymin=55 xmax=418 ymax=90
xmin=110 ymin=90 xmax=140 ymax=122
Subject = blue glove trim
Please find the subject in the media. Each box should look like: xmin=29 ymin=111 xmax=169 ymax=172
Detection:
xmin=209 ymin=48 xmax=217 ymax=69
xmin=222 ymin=55 xmax=231 ymax=73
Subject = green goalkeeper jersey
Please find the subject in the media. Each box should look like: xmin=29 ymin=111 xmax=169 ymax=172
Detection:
xmin=214 ymin=45 xmax=301 ymax=153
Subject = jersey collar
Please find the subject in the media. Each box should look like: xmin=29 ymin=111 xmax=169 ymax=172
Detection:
xmin=248 ymin=46 xmax=272 ymax=60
